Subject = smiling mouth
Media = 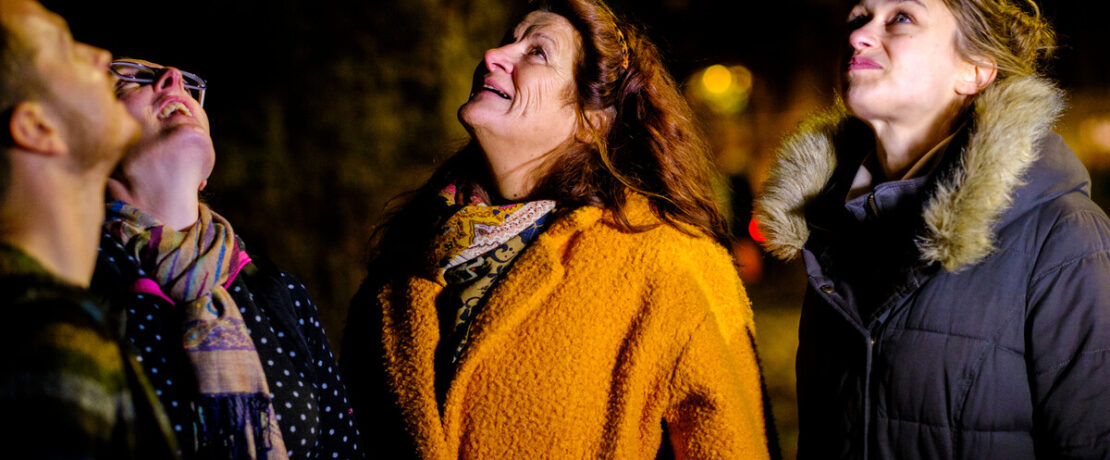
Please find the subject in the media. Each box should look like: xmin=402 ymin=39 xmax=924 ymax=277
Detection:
xmin=159 ymin=102 xmax=193 ymax=120
xmin=481 ymin=84 xmax=511 ymax=100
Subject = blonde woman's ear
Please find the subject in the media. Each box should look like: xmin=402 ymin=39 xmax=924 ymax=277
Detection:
xmin=956 ymin=58 xmax=998 ymax=96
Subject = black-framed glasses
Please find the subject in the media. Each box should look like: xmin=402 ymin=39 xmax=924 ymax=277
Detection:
xmin=109 ymin=60 xmax=207 ymax=107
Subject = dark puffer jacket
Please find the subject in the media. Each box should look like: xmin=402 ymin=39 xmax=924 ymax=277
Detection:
xmin=756 ymin=76 xmax=1110 ymax=459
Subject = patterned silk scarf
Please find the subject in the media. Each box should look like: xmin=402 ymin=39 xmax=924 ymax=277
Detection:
xmin=428 ymin=185 xmax=556 ymax=402
xmin=105 ymin=201 xmax=287 ymax=459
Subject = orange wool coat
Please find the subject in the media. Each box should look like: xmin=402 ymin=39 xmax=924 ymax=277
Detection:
xmin=344 ymin=197 xmax=772 ymax=459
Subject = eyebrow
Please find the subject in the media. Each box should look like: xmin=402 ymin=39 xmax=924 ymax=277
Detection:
xmin=521 ymin=24 xmax=561 ymax=51
xmin=892 ymin=0 xmax=927 ymax=9
xmin=855 ymin=0 xmax=928 ymax=12
xmin=531 ymin=32 xmax=559 ymax=50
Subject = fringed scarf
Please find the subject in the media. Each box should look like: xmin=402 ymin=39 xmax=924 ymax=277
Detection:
xmin=428 ymin=184 xmax=556 ymax=403
xmin=105 ymin=201 xmax=287 ymax=459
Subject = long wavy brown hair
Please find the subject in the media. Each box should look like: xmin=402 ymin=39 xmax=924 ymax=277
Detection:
xmin=364 ymin=0 xmax=726 ymax=282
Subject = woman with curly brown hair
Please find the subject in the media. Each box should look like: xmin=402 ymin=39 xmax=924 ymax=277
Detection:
xmin=756 ymin=0 xmax=1110 ymax=458
xmin=340 ymin=0 xmax=775 ymax=458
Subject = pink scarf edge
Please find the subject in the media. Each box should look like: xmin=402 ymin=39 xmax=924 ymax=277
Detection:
xmin=130 ymin=252 xmax=253 ymax=304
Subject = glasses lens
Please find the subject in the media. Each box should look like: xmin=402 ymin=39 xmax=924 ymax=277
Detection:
xmin=111 ymin=63 xmax=156 ymax=81
xmin=182 ymin=75 xmax=204 ymax=90
xmin=110 ymin=61 xmax=206 ymax=105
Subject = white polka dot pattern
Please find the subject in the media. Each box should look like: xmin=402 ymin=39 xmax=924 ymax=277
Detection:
xmin=96 ymin=234 xmax=363 ymax=459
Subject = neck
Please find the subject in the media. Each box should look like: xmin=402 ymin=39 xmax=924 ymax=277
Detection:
xmin=488 ymin=165 xmax=537 ymax=202
xmin=0 ymin=158 xmax=111 ymax=287
xmin=475 ymin=131 xmax=569 ymax=202
xmin=108 ymin=136 xmax=214 ymax=231
xmin=108 ymin=179 xmax=200 ymax=231
xmin=865 ymin=99 xmax=967 ymax=181
xmin=108 ymin=143 xmax=205 ymax=231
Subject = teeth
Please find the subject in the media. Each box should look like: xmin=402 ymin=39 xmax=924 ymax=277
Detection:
xmin=158 ymin=102 xmax=192 ymax=120
xmin=483 ymin=85 xmax=510 ymax=99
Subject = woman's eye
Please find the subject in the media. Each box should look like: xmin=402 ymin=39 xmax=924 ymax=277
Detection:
xmin=847 ymin=14 xmax=870 ymax=31
xmin=528 ymin=46 xmax=547 ymax=59
xmin=888 ymin=12 xmax=912 ymax=25
xmin=115 ymin=81 xmax=140 ymax=91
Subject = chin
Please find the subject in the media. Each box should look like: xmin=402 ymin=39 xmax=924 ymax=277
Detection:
xmin=162 ymin=123 xmax=211 ymax=142
xmin=457 ymin=102 xmax=476 ymax=129
xmin=457 ymin=103 xmax=497 ymax=133
xmin=844 ymin=98 xmax=868 ymax=119
xmin=843 ymin=88 xmax=882 ymax=122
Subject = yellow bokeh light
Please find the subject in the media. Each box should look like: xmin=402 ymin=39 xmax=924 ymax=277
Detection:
xmin=702 ymin=65 xmax=733 ymax=94
xmin=731 ymin=65 xmax=753 ymax=93
xmin=687 ymin=63 xmax=755 ymax=115
xmin=1081 ymin=116 xmax=1110 ymax=152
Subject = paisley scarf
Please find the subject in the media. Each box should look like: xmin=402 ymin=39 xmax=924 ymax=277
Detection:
xmin=105 ymin=201 xmax=286 ymax=459
xmin=428 ymin=185 xmax=556 ymax=402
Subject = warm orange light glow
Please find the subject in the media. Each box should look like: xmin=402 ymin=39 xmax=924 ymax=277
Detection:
xmin=688 ymin=64 xmax=754 ymax=115
xmin=1081 ymin=116 xmax=1110 ymax=152
xmin=731 ymin=65 xmax=753 ymax=93
xmin=702 ymin=65 xmax=733 ymax=94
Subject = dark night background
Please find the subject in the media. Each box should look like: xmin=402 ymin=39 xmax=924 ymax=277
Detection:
xmin=44 ymin=0 xmax=1110 ymax=456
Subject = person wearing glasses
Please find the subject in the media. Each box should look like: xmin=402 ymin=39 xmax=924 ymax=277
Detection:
xmin=91 ymin=58 xmax=363 ymax=460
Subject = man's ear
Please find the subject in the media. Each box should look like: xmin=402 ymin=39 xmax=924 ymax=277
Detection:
xmin=955 ymin=57 xmax=998 ymax=96
xmin=8 ymin=101 xmax=68 ymax=156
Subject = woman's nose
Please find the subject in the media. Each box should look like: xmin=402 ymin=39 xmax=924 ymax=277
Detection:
xmin=153 ymin=67 xmax=186 ymax=93
xmin=483 ymin=45 xmax=514 ymax=74
xmin=848 ymin=21 xmax=878 ymax=51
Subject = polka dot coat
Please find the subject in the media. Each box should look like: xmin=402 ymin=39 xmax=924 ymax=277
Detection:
xmin=93 ymin=233 xmax=363 ymax=459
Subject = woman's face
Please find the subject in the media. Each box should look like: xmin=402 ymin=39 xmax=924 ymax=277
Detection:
xmin=842 ymin=0 xmax=977 ymax=124
xmin=114 ymin=59 xmax=212 ymax=148
xmin=458 ymin=11 xmax=582 ymax=156
xmin=113 ymin=59 xmax=214 ymax=186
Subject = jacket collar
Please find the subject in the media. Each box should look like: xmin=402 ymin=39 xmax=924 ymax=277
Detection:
xmin=755 ymin=76 xmax=1065 ymax=272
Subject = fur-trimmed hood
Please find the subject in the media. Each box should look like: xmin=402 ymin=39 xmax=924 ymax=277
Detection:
xmin=754 ymin=76 xmax=1068 ymax=272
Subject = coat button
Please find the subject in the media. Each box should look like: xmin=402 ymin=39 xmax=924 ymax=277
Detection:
xmin=820 ymin=284 xmax=835 ymax=294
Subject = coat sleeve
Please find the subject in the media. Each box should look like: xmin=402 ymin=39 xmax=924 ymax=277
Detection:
xmin=1026 ymin=207 xmax=1110 ymax=459
xmin=282 ymin=273 xmax=365 ymax=459
xmin=660 ymin=247 xmax=775 ymax=460
xmin=0 ymin=304 xmax=169 ymax=458
xmin=340 ymin=280 xmax=423 ymax=458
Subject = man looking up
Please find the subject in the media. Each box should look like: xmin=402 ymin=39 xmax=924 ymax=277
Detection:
xmin=0 ymin=0 xmax=177 ymax=457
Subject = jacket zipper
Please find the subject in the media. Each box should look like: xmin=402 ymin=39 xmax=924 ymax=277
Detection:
xmin=863 ymin=299 xmax=900 ymax=460
xmin=868 ymin=193 xmax=880 ymax=217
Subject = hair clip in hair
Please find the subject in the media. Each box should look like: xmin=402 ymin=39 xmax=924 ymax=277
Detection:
xmin=596 ymin=1 xmax=630 ymax=72
xmin=615 ymin=25 xmax=630 ymax=71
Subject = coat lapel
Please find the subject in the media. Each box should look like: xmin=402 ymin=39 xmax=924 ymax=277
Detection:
xmin=379 ymin=205 xmax=606 ymax=456
xmin=439 ymin=205 xmax=601 ymax=451
xmin=378 ymin=277 xmax=450 ymax=458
